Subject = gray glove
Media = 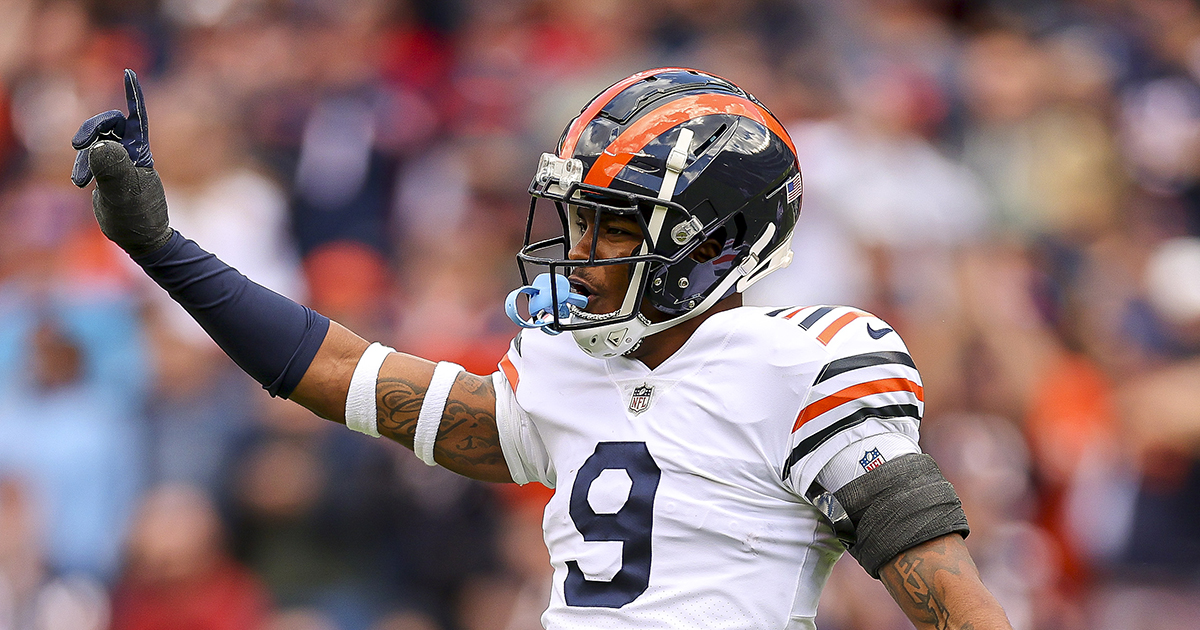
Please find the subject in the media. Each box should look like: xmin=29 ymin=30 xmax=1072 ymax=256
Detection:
xmin=72 ymin=69 xmax=171 ymax=257
xmin=87 ymin=140 xmax=171 ymax=257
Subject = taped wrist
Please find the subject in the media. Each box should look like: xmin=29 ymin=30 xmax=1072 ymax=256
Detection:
xmin=134 ymin=231 xmax=330 ymax=398
xmin=832 ymin=453 xmax=970 ymax=579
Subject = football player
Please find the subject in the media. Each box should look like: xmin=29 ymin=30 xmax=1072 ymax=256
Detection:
xmin=73 ymin=68 xmax=1012 ymax=630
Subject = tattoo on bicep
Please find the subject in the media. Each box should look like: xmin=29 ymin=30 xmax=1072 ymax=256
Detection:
xmin=437 ymin=376 xmax=505 ymax=468
xmin=881 ymin=537 xmax=972 ymax=630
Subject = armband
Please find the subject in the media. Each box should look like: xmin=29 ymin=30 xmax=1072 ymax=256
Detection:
xmin=344 ymin=343 xmax=394 ymax=437
xmin=830 ymin=453 xmax=970 ymax=578
xmin=413 ymin=362 xmax=464 ymax=466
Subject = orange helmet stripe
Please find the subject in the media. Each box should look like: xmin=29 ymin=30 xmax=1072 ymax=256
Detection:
xmin=558 ymin=67 xmax=691 ymax=159
xmin=583 ymin=92 xmax=797 ymax=188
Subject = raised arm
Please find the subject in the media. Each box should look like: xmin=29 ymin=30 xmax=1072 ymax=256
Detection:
xmin=73 ymin=70 xmax=510 ymax=483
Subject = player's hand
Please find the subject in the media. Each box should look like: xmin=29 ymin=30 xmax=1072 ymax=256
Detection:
xmin=71 ymin=69 xmax=171 ymax=257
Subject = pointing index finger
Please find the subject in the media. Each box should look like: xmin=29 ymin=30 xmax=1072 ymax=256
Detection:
xmin=124 ymin=69 xmax=148 ymax=144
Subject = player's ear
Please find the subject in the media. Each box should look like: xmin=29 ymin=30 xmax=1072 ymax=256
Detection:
xmin=689 ymin=237 xmax=722 ymax=263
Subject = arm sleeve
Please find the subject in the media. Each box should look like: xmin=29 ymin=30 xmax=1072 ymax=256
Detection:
xmin=782 ymin=313 xmax=923 ymax=498
xmin=134 ymin=231 xmax=328 ymax=398
xmin=492 ymin=344 xmax=555 ymax=488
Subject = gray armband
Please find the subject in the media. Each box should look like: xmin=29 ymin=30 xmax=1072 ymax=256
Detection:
xmin=830 ymin=453 xmax=970 ymax=579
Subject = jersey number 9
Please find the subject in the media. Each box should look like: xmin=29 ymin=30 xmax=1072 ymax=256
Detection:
xmin=565 ymin=441 xmax=662 ymax=608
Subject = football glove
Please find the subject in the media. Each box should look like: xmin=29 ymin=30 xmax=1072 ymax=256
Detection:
xmin=71 ymin=69 xmax=171 ymax=257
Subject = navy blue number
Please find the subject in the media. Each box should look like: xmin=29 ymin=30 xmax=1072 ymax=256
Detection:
xmin=565 ymin=441 xmax=661 ymax=608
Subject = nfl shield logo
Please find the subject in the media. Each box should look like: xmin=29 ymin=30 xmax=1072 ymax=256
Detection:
xmin=629 ymin=384 xmax=654 ymax=415
xmin=859 ymin=448 xmax=885 ymax=472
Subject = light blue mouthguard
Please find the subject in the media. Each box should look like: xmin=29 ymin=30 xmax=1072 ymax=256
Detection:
xmin=505 ymin=273 xmax=589 ymax=335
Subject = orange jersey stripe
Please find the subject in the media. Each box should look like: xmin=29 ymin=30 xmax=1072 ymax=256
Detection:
xmin=583 ymin=92 xmax=798 ymax=188
xmin=558 ymin=67 xmax=690 ymax=159
xmin=792 ymin=377 xmax=924 ymax=432
xmin=499 ymin=355 xmax=519 ymax=392
xmin=815 ymin=312 xmax=863 ymax=345
xmin=782 ymin=307 xmax=807 ymax=320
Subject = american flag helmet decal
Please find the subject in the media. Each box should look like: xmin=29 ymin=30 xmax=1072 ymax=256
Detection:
xmin=786 ymin=172 xmax=802 ymax=203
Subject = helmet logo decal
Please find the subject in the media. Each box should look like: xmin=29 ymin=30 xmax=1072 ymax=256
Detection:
xmin=629 ymin=384 xmax=655 ymax=415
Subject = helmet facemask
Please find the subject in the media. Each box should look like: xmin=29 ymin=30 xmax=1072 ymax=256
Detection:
xmin=518 ymin=154 xmax=702 ymax=350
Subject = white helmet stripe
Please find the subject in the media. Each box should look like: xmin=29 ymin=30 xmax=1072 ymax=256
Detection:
xmin=617 ymin=126 xmax=693 ymax=318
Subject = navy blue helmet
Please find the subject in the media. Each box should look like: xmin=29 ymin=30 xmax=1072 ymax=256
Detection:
xmin=519 ymin=68 xmax=803 ymax=357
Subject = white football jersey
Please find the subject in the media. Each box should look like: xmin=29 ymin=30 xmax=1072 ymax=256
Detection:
xmin=493 ymin=305 xmax=924 ymax=630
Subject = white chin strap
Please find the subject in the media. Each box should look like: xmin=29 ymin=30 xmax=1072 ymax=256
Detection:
xmin=570 ymin=127 xmax=794 ymax=359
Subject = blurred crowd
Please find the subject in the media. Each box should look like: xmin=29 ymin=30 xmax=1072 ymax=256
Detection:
xmin=1 ymin=0 xmax=1200 ymax=629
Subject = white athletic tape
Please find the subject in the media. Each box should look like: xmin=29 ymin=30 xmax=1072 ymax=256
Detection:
xmin=345 ymin=342 xmax=394 ymax=438
xmin=414 ymin=362 xmax=464 ymax=466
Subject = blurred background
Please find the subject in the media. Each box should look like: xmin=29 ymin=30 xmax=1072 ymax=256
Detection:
xmin=1 ymin=0 xmax=1200 ymax=628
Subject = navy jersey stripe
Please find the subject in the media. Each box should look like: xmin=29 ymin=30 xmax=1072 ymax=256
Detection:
xmin=797 ymin=306 xmax=834 ymax=330
xmin=813 ymin=351 xmax=916 ymax=385
xmin=782 ymin=404 xmax=921 ymax=479
xmin=766 ymin=307 xmax=793 ymax=317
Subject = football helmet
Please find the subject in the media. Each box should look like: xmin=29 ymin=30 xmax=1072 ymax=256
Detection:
xmin=517 ymin=67 xmax=802 ymax=358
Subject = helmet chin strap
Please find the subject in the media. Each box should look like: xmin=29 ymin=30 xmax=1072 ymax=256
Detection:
xmin=571 ymin=225 xmax=778 ymax=358
xmin=571 ymin=127 xmax=786 ymax=359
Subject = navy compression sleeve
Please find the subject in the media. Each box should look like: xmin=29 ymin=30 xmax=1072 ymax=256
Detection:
xmin=133 ymin=231 xmax=330 ymax=398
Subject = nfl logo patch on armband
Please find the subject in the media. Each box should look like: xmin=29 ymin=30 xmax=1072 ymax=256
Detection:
xmin=860 ymin=448 xmax=885 ymax=472
xmin=629 ymin=384 xmax=654 ymax=415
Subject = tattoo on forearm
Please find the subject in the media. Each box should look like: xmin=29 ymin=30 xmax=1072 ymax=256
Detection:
xmin=888 ymin=550 xmax=953 ymax=628
xmin=377 ymin=376 xmax=426 ymax=446
xmin=880 ymin=536 xmax=975 ymax=630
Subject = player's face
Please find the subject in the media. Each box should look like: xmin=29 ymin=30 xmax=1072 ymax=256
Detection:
xmin=566 ymin=208 xmax=643 ymax=315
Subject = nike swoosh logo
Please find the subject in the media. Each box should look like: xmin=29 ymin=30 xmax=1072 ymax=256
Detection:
xmin=866 ymin=323 xmax=893 ymax=339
